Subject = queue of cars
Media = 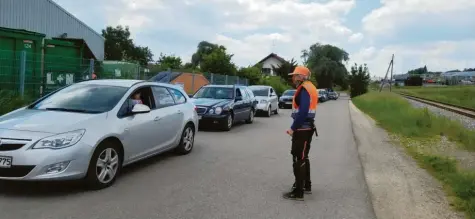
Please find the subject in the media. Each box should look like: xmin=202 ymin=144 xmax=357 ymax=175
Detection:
xmin=0 ymin=80 xmax=340 ymax=190
xmin=279 ymin=88 xmax=339 ymax=108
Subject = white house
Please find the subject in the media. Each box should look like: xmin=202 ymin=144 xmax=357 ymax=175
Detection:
xmin=256 ymin=53 xmax=286 ymax=76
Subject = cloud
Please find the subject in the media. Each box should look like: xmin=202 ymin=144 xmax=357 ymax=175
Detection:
xmin=52 ymin=0 xmax=474 ymax=76
xmin=362 ymin=0 xmax=475 ymax=36
xmin=351 ymin=40 xmax=475 ymax=76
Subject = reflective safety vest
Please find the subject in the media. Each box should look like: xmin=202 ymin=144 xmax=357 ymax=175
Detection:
xmin=291 ymin=81 xmax=318 ymax=126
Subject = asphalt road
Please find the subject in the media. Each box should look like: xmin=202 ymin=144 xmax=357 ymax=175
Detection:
xmin=0 ymin=94 xmax=376 ymax=219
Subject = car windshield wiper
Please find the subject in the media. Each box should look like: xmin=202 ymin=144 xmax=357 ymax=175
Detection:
xmin=45 ymin=107 xmax=101 ymax=113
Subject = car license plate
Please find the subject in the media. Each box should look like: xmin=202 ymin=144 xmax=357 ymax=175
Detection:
xmin=0 ymin=156 xmax=12 ymax=168
xmin=285 ymin=102 xmax=292 ymax=104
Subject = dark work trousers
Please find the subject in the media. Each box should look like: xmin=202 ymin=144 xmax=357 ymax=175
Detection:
xmin=291 ymin=129 xmax=314 ymax=194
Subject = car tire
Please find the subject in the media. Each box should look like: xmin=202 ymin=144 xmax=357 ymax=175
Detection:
xmin=85 ymin=141 xmax=122 ymax=190
xmin=223 ymin=113 xmax=233 ymax=131
xmin=175 ymin=124 xmax=195 ymax=155
xmin=245 ymin=108 xmax=255 ymax=124
xmin=274 ymin=106 xmax=279 ymax=114
xmin=266 ymin=106 xmax=271 ymax=117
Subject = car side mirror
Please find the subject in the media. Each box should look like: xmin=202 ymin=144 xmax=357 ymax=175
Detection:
xmin=131 ymin=104 xmax=151 ymax=114
xmin=235 ymin=96 xmax=243 ymax=101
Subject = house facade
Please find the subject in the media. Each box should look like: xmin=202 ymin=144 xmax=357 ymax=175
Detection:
xmin=256 ymin=53 xmax=285 ymax=76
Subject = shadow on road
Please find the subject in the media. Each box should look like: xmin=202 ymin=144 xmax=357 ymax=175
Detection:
xmin=0 ymin=148 xmax=191 ymax=197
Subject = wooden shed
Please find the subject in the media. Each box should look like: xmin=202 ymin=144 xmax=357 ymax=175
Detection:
xmin=149 ymin=71 xmax=209 ymax=94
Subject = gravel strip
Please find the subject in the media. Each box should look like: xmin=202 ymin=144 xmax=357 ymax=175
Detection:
xmin=406 ymin=98 xmax=475 ymax=130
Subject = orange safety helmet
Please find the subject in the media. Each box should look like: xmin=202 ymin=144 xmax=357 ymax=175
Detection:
xmin=288 ymin=66 xmax=311 ymax=77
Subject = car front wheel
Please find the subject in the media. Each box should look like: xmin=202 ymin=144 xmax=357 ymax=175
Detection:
xmin=85 ymin=142 xmax=122 ymax=190
xmin=223 ymin=113 xmax=233 ymax=131
xmin=246 ymin=108 xmax=255 ymax=123
xmin=176 ymin=125 xmax=195 ymax=155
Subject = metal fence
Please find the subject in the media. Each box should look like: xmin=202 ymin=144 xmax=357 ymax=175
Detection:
xmin=0 ymin=49 xmax=249 ymax=98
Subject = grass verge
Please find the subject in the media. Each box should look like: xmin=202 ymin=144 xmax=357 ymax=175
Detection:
xmin=352 ymin=92 xmax=475 ymax=218
xmin=396 ymin=86 xmax=475 ymax=110
xmin=0 ymin=90 xmax=35 ymax=116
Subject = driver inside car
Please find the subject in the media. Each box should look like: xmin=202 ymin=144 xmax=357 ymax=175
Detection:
xmin=131 ymin=92 xmax=143 ymax=105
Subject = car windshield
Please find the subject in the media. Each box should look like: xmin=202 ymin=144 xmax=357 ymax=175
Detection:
xmin=282 ymin=90 xmax=296 ymax=96
xmin=193 ymin=87 xmax=234 ymax=99
xmin=30 ymin=84 xmax=128 ymax=113
xmin=250 ymin=88 xmax=269 ymax=96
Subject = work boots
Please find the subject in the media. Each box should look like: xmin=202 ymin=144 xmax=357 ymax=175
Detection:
xmin=292 ymin=182 xmax=312 ymax=194
xmin=283 ymin=189 xmax=304 ymax=201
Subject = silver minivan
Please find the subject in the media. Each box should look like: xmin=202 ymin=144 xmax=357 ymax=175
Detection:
xmin=248 ymin=85 xmax=279 ymax=117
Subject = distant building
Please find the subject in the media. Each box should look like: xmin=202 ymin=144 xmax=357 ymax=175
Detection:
xmin=149 ymin=71 xmax=210 ymax=94
xmin=256 ymin=53 xmax=286 ymax=76
xmin=0 ymin=0 xmax=104 ymax=60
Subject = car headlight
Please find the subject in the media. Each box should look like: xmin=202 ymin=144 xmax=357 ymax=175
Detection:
xmin=214 ymin=107 xmax=222 ymax=114
xmin=32 ymin=129 xmax=86 ymax=149
xmin=260 ymin=100 xmax=268 ymax=104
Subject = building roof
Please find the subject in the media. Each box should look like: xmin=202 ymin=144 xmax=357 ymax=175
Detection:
xmin=0 ymin=0 xmax=105 ymax=60
xmin=441 ymin=71 xmax=475 ymax=77
xmin=257 ymin=53 xmax=286 ymax=64
xmin=149 ymin=71 xmax=184 ymax=83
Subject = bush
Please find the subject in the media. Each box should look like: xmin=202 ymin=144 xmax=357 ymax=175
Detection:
xmin=405 ymin=75 xmax=423 ymax=86
xmin=0 ymin=91 xmax=35 ymax=116
xmin=348 ymin=63 xmax=370 ymax=98
xmin=258 ymin=76 xmax=292 ymax=96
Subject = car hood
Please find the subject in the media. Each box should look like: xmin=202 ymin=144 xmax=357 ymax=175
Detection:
xmin=0 ymin=108 xmax=106 ymax=134
xmin=191 ymin=98 xmax=232 ymax=107
xmin=254 ymin=96 xmax=269 ymax=101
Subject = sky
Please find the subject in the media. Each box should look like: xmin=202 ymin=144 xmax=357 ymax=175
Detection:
xmin=53 ymin=0 xmax=475 ymax=77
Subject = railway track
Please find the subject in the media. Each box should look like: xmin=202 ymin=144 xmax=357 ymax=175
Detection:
xmin=396 ymin=92 xmax=475 ymax=119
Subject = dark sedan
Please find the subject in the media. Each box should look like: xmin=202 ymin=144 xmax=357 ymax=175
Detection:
xmin=278 ymin=89 xmax=296 ymax=108
xmin=191 ymin=85 xmax=255 ymax=131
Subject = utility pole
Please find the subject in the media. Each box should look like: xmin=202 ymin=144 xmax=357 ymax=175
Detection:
xmin=271 ymin=39 xmax=276 ymax=53
xmin=379 ymin=54 xmax=394 ymax=92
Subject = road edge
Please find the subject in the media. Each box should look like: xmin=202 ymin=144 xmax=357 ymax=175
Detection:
xmin=348 ymin=100 xmax=463 ymax=219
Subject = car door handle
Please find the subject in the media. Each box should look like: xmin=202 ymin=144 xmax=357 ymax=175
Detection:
xmin=177 ymin=110 xmax=183 ymax=114
xmin=154 ymin=116 xmax=161 ymax=121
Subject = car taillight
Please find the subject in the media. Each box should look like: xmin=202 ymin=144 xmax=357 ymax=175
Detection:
xmin=194 ymin=106 xmax=197 ymax=111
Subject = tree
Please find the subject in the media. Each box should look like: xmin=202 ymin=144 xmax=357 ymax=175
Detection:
xmin=271 ymin=58 xmax=298 ymax=85
xmin=301 ymin=43 xmax=349 ymax=89
xmin=407 ymin=66 xmax=428 ymax=75
xmin=191 ymin=41 xmax=225 ymax=68
xmin=199 ymin=45 xmax=237 ymax=75
xmin=102 ymin=25 xmax=153 ymax=66
xmin=348 ymin=63 xmax=370 ymax=98
xmin=237 ymin=65 xmax=262 ymax=85
xmin=156 ymin=53 xmax=183 ymax=70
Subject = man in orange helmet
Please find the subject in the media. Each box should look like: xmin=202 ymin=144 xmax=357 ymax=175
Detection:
xmin=283 ymin=66 xmax=318 ymax=201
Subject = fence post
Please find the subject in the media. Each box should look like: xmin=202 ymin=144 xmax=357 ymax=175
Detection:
xmin=168 ymin=68 xmax=172 ymax=83
xmin=19 ymin=51 xmax=26 ymax=98
xmin=210 ymin=73 xmax=214 ymax=84
xmin=191 ymin=71 xmax=195 ymax=94
xmin=225 ymin=75 xmax=228 ymax=85
xmin=89 ymin=59 xmax=94 ymax=79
